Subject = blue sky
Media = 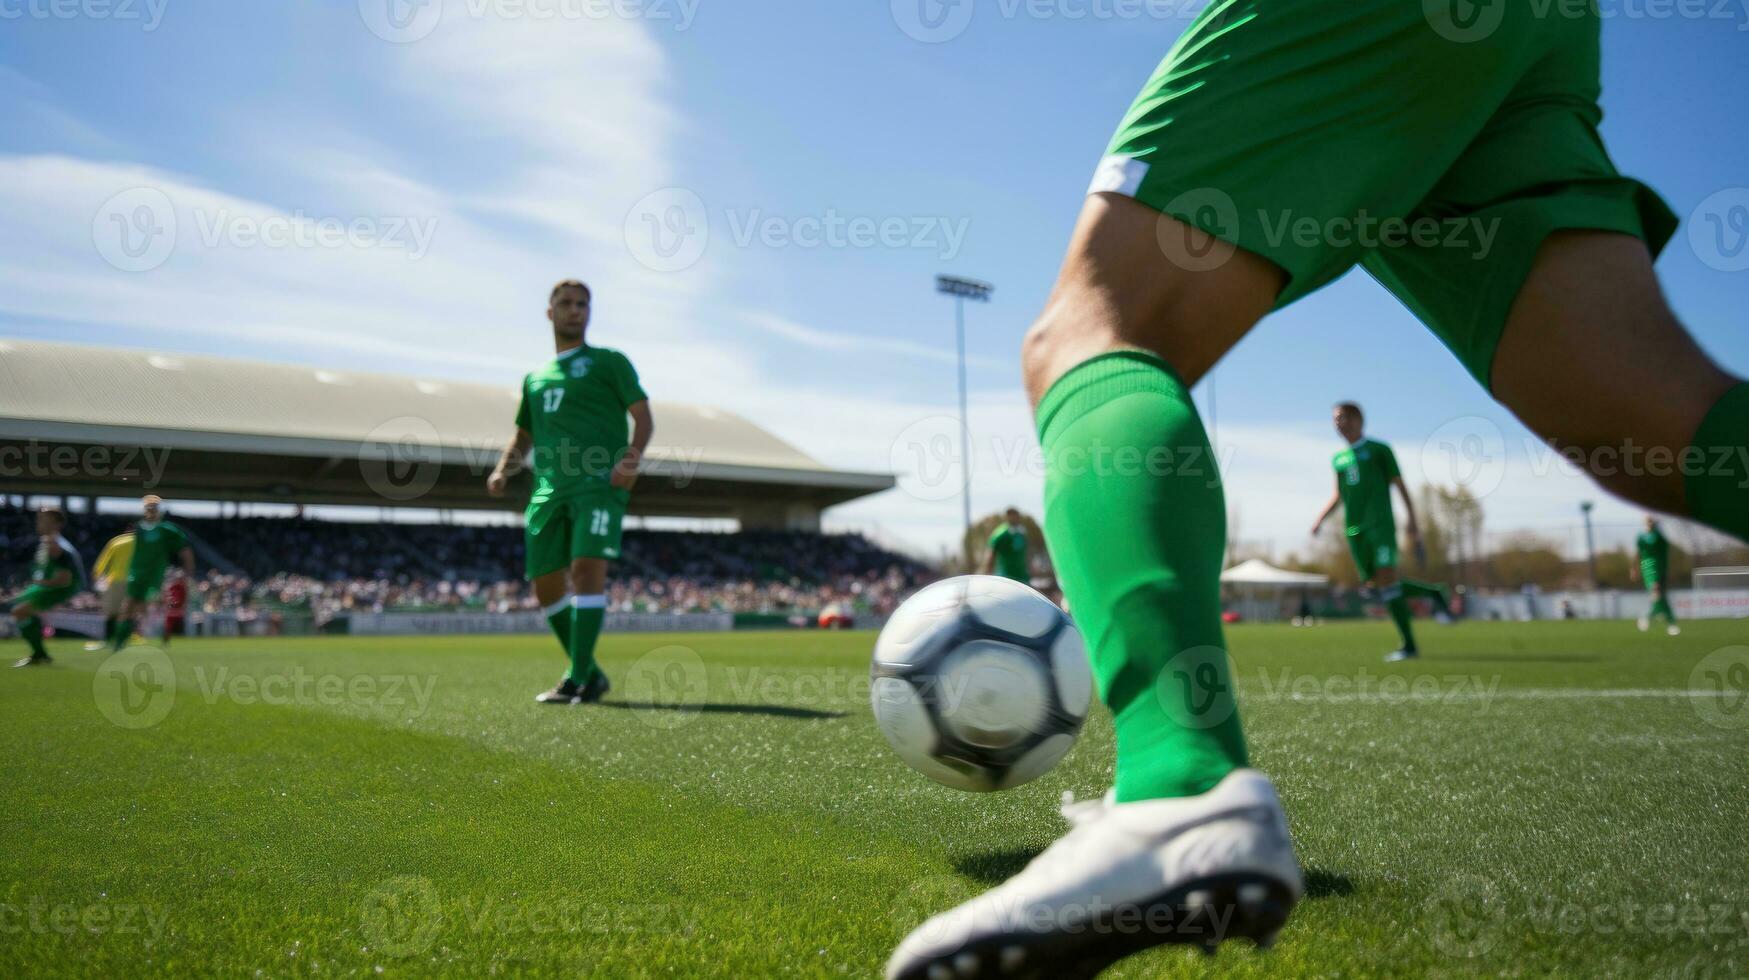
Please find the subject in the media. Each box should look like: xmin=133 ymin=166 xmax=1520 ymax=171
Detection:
xmin=2 ymin=0 xmax=1746 ymax=557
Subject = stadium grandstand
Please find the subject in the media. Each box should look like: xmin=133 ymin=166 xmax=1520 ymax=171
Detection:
xmin=0 ymin=341 xmax=931 ymax=632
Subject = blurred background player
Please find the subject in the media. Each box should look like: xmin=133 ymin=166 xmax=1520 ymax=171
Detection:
xmin=1310 ymin=403 xmax=1452 ymax=661
xmin=83 ymin=527 xmax=135 ymax=652
xmin=488 ymin=279 xmax=654 ymax=706
xmin=1633 ymin=515 xmax=1679 ymax=636
xmin=161 ymin=573 xmax=189 ymax=646
xmin=980 ymin=507 xmax=1030 ymax=583
xmin=108 ymin=495 xmax=195 ymax=652
xmin=8 ymin=506 xmax=84 ymax=668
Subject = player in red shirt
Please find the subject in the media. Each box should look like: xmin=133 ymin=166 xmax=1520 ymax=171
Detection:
xmin=162 ymin=575 xmax=188 ymax=647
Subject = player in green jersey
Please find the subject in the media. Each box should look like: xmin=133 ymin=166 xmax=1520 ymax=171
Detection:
xmin=980 ymin=508 xmax=1030 ymax=583
xmin=488 ymin=279 xmax=654 ymax=706
xmin=1633 ymin=516 xmax=1679 ymax=636
xmin=890 ymin=1 xmax=1747 ymax=976
xmin=8 ymin=506 xmax=84 ymax=668
xmin=108 ymin=495 xmax=195 ymax=652
xmin=1310 ymin=403 xmax=1453 ymax=661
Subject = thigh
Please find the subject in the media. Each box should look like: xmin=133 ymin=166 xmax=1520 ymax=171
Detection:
xmin=567 ymin=493 xmax=627 ymax=563
xmin=1023 ymin=194 xmax=1283 ymax=403
xmin=524 ymin=499 xmax=573 ymax=582
xmin=1489 ymin=231 xmax=1735 ymax=511
xmin=568 ymin=557 xmax=607 ymax=596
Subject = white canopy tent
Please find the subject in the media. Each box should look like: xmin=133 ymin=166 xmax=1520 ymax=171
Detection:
xmin=1221 ymin=560 xmax=1331 ymax=622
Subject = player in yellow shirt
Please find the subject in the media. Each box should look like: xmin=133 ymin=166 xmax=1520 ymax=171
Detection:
xmin=83 ymin=530 xmax=135 ymax=652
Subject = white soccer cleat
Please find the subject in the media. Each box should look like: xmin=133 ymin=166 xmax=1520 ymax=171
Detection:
xmin=1637 ymin=616 xmax=1650 ymax=632
xmin=1667 ymin=624 xmax=1681 ymax=636
xmin=886 ymin=768 xmax=1302 ymax=980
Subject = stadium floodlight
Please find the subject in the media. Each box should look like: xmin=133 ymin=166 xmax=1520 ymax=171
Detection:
xmin=1580 ymin=500 xmax=1598 ymax=589
xmin=936 ymin=276 xmax=994 ymax=542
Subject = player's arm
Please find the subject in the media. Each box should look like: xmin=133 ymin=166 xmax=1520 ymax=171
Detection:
xmin=178 ymin=545 xmax=195 ymax=577
xmin=979 ymin=532 xmax=998 ymax=575
xmin=1310 ymin=479 xmax=1340 ymax=536
xmin=487 ymin=427 xmax=532 ymax=497
xmin=612 ymin=400 xmax=654 ymax=491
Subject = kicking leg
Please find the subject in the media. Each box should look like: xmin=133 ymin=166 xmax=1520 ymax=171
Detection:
xmin=11 ymin=601 xmax=50 ymax=667
xmin=889 ymin=194 xmax=1301 ymax=980
xmin=1491 ymin=231 xmax=1746 ymax=538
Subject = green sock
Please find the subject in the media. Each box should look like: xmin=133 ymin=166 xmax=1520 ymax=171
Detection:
xmin=1037 ymin=351 xmax=1247 ymax=803
xmin=1686 ymin=382 xmax=1749 ymax=542
xmin=568 ymin=595 xmax=605 ymax=686
xmin=21 ymin=617 xmax=46 ymax=658
xmin=545 ymin=595 xmax=574 ymax=656
xmin=110 ymin=617 xmax=132 ymax=651
xmin=1383 ymin=585 xmax=1417 ymax=652
xmin=1401 ymin=580 xmax=1450 ymax=615
xmin=1652 ymin=596 xmax=1676 ymax=624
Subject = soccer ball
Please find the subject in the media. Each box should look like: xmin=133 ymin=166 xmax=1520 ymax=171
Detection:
xmin=870 ymin=575 xmax=1093 ymax=792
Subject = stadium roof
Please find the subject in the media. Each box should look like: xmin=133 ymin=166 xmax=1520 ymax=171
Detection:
xmin=0 ymin=339 xmax=894 ymax=519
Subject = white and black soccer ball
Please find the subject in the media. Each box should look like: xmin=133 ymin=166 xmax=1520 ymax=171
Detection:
xmin=870 ymin=575 xmax=1093 ymax=792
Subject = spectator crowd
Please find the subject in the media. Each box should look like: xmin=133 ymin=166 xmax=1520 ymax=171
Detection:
xmin=1 ymin=504 xmax=933 ymax=624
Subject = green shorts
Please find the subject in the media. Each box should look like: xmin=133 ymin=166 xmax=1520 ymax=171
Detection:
xmin=1347 ymin=529 xmax=1399 ymax=581
xmin=1093 ymin=0 xmax=1676 ymax=390
xmin=525 ymin=488 xmax=629 ymax=580
xmin=1640 ymin=561 xmax=1664 ymax=589
xmin=11 ymin=584 xmax=77 ymax=612
xmin=126 ymin=572 xmax=163 ymax=602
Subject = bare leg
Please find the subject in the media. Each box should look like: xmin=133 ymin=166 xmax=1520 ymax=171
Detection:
xmin=1022 ymin=193 xmax=1285 ymax=405
xmin=1491 ymin=231 xmax=1738 ymax=514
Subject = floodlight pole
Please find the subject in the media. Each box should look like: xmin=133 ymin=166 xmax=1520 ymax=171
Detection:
xmin=1580 ymin=500 xmax=1598 ymax=589
xmin=936 ymin=275 xmax=993 ymax=545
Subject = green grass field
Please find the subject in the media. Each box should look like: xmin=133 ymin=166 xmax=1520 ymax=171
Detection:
xmin=3 ymin=621 xmax=1747 ymax=977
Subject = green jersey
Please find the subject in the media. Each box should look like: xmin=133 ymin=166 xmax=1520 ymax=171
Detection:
xmin=129 ymin=520 xmax=189 ymax=578
xmin=514 ymin=345 xmax=648 ymax=506
xmin=1636 ymin=529 xmax=1669 ymax=582
xmin=987 ymin=524 xmax=1029 ymax=582
xmin=31 ymin=536 xmax=82 ymax=590
xmin=1333 ymin=439 xmax=1400 ymax=537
